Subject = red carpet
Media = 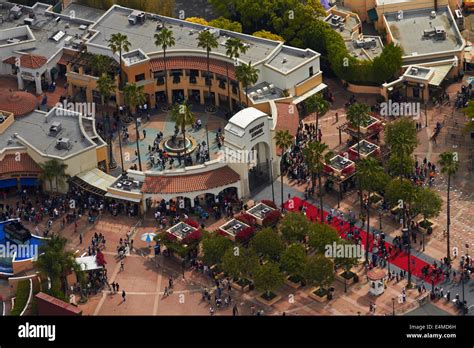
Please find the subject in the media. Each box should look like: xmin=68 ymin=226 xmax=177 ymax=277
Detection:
xmin=284 ymin=197 xmax=444 ymax=285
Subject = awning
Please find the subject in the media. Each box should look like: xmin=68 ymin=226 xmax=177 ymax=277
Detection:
xmin=0 ymin=179 xmax=17 ymax=189
xmin=367 ymin=8 xmax=378 ymax=22
xmin=75 ymin=168 xmax=116 ymax=193
xmin=105 ymin=192 xmax=142 ymax=203
xmin=291 ymin=83 xmax=328 ymax=105
xmin=429 ymin=64 xmax=454 ymax=86
xmin=76 ymin=256 xmax=103 ymax=272
xmin=20 ymin=178 xmax=38 ymax=187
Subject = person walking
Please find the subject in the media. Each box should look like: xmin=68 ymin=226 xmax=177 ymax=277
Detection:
xmin=232 ymin=304 xmax=238 ymax=316
xmin=120 ymin=260 xmax=124 ymax=272
xmin=116 ymin=282 xmax=120 ymax=292
xmin=122 ymin=290 xmax=126 ymax=302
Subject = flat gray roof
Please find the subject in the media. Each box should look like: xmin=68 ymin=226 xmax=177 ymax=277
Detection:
xmin=385 ymin=7 xmax=463 ymax=57
xmin=0 ymin=108 xmax=95 ymax=158
xmin=266 ymin=46 xmax=316 ymax=72
xmin=0 ymin=3 xmax=91 ymax=61
xmin=88 ymin=6 xmax=280 ymax=64
xmin=61 ymin=3 xmax=106 ymax=22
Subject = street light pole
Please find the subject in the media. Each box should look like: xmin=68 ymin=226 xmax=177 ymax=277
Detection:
xmin=205 ymin=124 xmax=210 ymax=161
xmin=134 ymin=114 xmax=143 ymax=171
xmin=269 ymin=158 xmax=275 ymax=203
xmin=392 ymin=297 xmax=395 ymax=316
xmin=105 ymin=113 xmax=117 ymax=170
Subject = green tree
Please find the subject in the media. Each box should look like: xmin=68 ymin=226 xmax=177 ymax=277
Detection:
xmin=40 ymin=159 xmax=68 ymax=192
xmin=280 ymin=243 xmax=307 ymax=277
xmin=412 ymin=187 xmax=442 ymax=227
xmin=201 ymin=233 xmax=233 ymax=266
xmin=371 ymin=43 xmax=403 ymax=84
xmin=305 ymin=93 xmax=329 ymax=134
xmin=303 ymin=254 xmax=334 ymax=290
xmin=225 ymin=37 xmax=248 ymax=110
xmin=107 ymin=33 xmax=130 ymax=90
xmin=279 ymin=212 xmax=310 ymax=243
xmin=333 ymin=239 xmax=360 ymax=277
xmin=439 ymin=151 xmax=459 ymax=261
xmin=274 ymin=130 xmax=293 ymax=210
xmin=197 ymin=30 xmax=219 ymax=110
xmin=252 ymin=30 xmax=284 ymax=42
xmin=235 ymin=61 xmax=259 ymax=107
xmin=303 ymin=141 xmax=332 ymax=222
xmin=253 ymin=261 xmax=285 ymax=298
xmin=385 ymin=118 xmax=418 ymax=179
xmin=91 ymin=54 xmax=110 ymax=76
xmin=308 ymin=223 xmax=340 ymax=254
xmin=209 ymin=17 xmax=243 ymax=32
xmin=250 ymin=227 xmax=284 ymax=261
xmin=123 ymin=83 xmax=146 ymax=171
xmin=221 ymin=247 xmax=259 ymax=280
xmin=170 ymin=101 xmax=196 ymax=166
xmin=357 ymin=157 xmax=389 ymax=262
xmin=38 ymin=161 xmax=54 ymax=192
xmin=154 ymin=27 xmax=176 ymax=107
xmin=463 ymin=101 xmax=474 ymax=133
xmin=35 ymin=234 xmax=80 ymax=300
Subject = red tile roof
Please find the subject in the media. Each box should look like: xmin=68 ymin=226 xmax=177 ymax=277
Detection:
xmin=2 ymin=56 xmax=16 ymax=65
xmin=150 ymin=56 xmax=236 ymax=80
xmin=141 ymin=166 xmax=240 ymax=194
xmin=19 ymin=54 xmax=48 ymax=69
xmin=0 ymin=90 xmax=38 ymax=116
xmin=275 ymin=102 xmax=299 ymax=155
xmin=0 ymin=153 xmax=42 ymax=175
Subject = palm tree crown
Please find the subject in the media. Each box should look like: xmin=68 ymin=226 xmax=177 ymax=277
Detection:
xmin=107 ymin=33 xmax=131 ymax=90
xmin=235 ymin=62 xmax=259 ymax=107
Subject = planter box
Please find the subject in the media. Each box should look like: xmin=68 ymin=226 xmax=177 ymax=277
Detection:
xmin=417 ymin=219 xmax=438 ymax=234
xmin=308 ymin=287 xmax=328 ymax=303
xmin=335 ymin=270 xmax=357 ymax=285
xmin=256 ymin=292 xmax=282 ymax=306
xmin=369 ymin=193 xmax=383 ymax=209
xmin=231 ymin=279 xmax=251 ymax=292
xmin=285 ymin=275 xmax=302 ymax=289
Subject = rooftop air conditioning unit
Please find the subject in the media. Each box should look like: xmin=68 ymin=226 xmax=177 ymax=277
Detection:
xmin=10 ymin=5 xmax=23 ymax=19
xmin=182 ymin=227 xmax=191 ymax=233
xmin=367 ymin=143 xmax=375 ymax=149
xmin=233 ymin=224 xmax=242 ymax=230
xmin=79 ymin=24 xmax=88 ymax=30
xmin=412 ymin=67 xmax=418 ymax=75
xmin=133 ymin=180 xmax=140 ymax=188
xmin=430 ymin=11 xmax=436 ymax=19
xmin=24 ymin=17 xmax=34 ymax=26
xmin=261 ymin=207 xmax=271 ymax=214
xmin=49 ymin=122 xmax=62 ymax=135
xmin=341 ymin=158 xmax=349 ymax=165
xmin=56 ymin=138 xmax=71 ymax=150
xmin=128 ymin=11 xmax=145 ymax=25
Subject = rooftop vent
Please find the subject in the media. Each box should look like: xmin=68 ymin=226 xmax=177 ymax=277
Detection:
xmin=430 ymin=11 xmax=436 ymax=19
xmin=56 ymin=137 xmax=71 ymax=150
xmin=10 ymin=5 xmax=23 ymax=20
xmin=411 ymin=67 xmax=419 ymax=75
xmin=49 ymin=122 xmax=62 ymax=135
xmin=51 ymin=31 xmax=66 ymax=42
xmin=282 ymin=57 xmax=288 ymax=64
xmin=79 ymin=24 xmax=88 ymax=30
xmin=24 ymin=17 xmax=34 ymax=26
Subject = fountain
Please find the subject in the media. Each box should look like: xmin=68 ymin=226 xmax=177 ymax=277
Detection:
xmin=160 ymin=135 xmax=198 ymax=157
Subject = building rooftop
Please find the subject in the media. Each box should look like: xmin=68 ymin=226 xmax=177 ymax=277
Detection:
xmin=61 ymin=3 xmax=106 ymax=22
xmin=88 ymin=5 xmax=280 ymax=65
xmin=266 ymin=46 xmax=317 ymax=72
xmin=0 ymin=2 xmax=93 ymax=61
xmin=384 ymin=7 xmax=464 ymax=57
xmin=247 ymin=82 xmax=285 ymax=103
xmin=0 ymin=108 xmax=96 ymax=158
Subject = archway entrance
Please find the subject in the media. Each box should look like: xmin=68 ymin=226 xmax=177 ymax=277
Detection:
xmin=248 ymin=141 xmax=271 ymax=193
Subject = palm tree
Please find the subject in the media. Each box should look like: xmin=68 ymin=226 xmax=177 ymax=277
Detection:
xmin=235 ymin=62 xmax=259 ymax=107
xmin=154 ymin=28 xmax=175 ymax=108
xmin=274 ymin=130 xmax=293 ymax=211
xmin=225 ymin=37 xmax=248 ymax=112
xmin=357 ymin=157 xmax=389 ymax=263
xmin=97 ymin=73 xmax=118 ymax=170
xmin=107 ymin=33 xmax=131 ymax=91
xmin=197 ymin=30 xmax=219 ymax=110
xmin=347 ymin=102 xmax=371 ymax=214
xmin=123 ymin=83 xmax=146 ymax=171
xmin=439 ymin=152 xmax=459 ymax=262
xmin=303 ymin=141 xmax=331 ymax=222
xmin=385 ymin=118 xmax=418 ymax=180
xmin=36 ymin=234 xmax=81 ymax=299
xmin=38 ymin=161 xmax=54 ymax=192
xmin=171 ymin=100 xmax=196 ymax=167
xmin=305 ymin=93 xmax=329 ymax=134
xmin=91 ymin=54 xmax=110 ymax=77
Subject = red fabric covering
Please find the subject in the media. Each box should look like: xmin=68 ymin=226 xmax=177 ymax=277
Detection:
xmin=283 ymin=197 xmax=443 ymax=284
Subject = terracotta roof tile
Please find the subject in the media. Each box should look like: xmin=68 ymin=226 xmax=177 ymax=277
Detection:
xmin=150 ymin=56 xmax=236 ymax=80
xmin=0 ymin=90 xmax=38 ymax=116
xmin=2 ymin=56 xmax=16 ymax=65
xmin=19 ymin=54 xmax=47 ymax=69
xmin=0 ymin=153 xmax=42 ymax=175
xmin=141 ymin=166 xmax=240 ymax=194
